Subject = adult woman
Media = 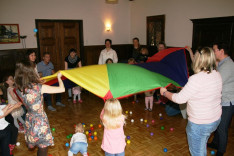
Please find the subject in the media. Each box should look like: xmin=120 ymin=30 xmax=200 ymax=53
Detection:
xmin=15 ymin=60 xmax=65 ymax=156
xmin=160 ymin=47 xmax=222 ymax=156
xmin=26 ymin=49 xmax=39 ymax=77
xmin=98 ymin=39 xmax=118 ymax=64
xmin=64 ymin=48 xmax=82 ymax=100
xmin=131 ymin=37 xmax=141 ymax=62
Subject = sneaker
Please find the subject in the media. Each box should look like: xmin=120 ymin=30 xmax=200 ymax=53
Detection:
xmin=56 ymin=102 xmax=65 ymax=107
xmin=48 ymin=106 xmax=56 ymax=111
xmin=144 ymin=107 xmax=148 ymax=111
xmin=68 ymin=97 xmax=72 ymax=101
xmin=148 ymin=108 xmax=152 ymax=112
xmin=78 ymin=99 xmax=83 ymax=103
xmin=73 ymin=100 xmax=77 ymax=104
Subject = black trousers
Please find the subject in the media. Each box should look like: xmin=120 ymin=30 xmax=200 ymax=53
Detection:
xmin=0 ymin=123 xmax=18 ymax=156
xmin=212 ymin=102 xmax=234 ymax=153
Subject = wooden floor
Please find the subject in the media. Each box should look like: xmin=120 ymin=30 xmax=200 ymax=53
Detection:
xmin=14 ymin=92 xmax=234 ymax=156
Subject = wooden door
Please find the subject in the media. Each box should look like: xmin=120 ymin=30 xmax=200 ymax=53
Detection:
xmin=36 ymin=20 xmax=83 ymax=71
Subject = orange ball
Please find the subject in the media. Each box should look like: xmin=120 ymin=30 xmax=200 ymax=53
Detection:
xmin=94 ymin=136 xmax=98 ymax=140
xmin=88 ymin=137 xmax=92 ymax=141
xmin=98 ymin=124 xmax=102 ymax=128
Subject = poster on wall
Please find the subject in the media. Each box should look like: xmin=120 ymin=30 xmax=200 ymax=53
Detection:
xmin=0 ymin=24 xmax=20 ymax=44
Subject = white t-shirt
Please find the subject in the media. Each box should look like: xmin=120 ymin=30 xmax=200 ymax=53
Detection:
xmin=70 ymin=132 xmax=88 ymax=147
xmin=0 ymin=105 xmax=9 ymax=130
xmin=98 ymin=48 xmax=118 ymax=64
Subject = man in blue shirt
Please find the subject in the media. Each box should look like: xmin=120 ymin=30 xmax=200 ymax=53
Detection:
xmin=37 ymin=52 xmax=65 ymax=111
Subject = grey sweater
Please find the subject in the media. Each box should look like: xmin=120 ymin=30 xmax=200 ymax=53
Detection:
xmin=218 ymin=57 xmax=234 ymax=106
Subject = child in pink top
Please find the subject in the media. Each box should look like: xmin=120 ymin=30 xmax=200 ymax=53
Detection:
xmin=100 ymin=98 xmax=126 ymax=156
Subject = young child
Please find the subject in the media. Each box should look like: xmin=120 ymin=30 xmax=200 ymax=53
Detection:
xmin=145 ymin=90 xmax=155 ymax=112
xmin=100 ymin=98 xmax=126 ymax=156
xmin=4 ymin=75 xmax=25 ymax=132
xmin=138 ymin=47 xmax=149 ymax=63
xmin=68 ymin=123 xmax=88 ymax=156
xmin=105 ymin=58 xmax=113 ymax=64
xmin=72 ymin=86 xmax=82 ymax=104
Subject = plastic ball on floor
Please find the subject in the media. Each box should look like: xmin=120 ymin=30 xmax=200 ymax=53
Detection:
xmin=140 ymin=118 xmax=143 ymax=122
xmin=33 ymin=28 xmax=38 ymax=32
xmin=16 ymin=142 xmax=20 ymax=146
xmin=136 ymin=100 xmax=139 ymax=103
xmin=94 ymin=132 xmax=97 ymax=136
xmin=127 ymin=140 xmax=131 ymax=144
xmin=98 ymin=124 xmax=102 ymax=128
xmin=163 ymin=148 xmax=168 ymax=152
xmin=150 ymin=132 xmax=154 ymax=136
xmin=146 ymin=124 xmax=149 ymax=128
xmin=65 ymin=143 xmax=69 ymax=147
xmin=152 ymin=120 xmax=155 ymax=124
xmin=170 ymin=128 xmax=174 ymax=131
xmin=211 ymin=151 xmax=215 ymax=155
xmin=144 ymin=119 xmax=147 ymax=123
xmin=159 ymin=113 xmax=162 ymax=117
xmin=94 ymin=136 xmax=98 ymax=140
xmin=88 ymin=133 xmax=92 ymax=136
xmin=69 ymin=134 xmax=73 ymax=137
xmin=161 ymin=126 xmax=165 ymax=130
xmin=66 ymin=135 xmax=70 ymax=139
xmin=160 ymin=117 xmax=163 ymax=120
xmin=91 ymin=127 xmax=94 ymax=131
xmin=82 ymin=123 xmax=85 ymax=125
xmin=88 ymin=130 xmax=91 ymax=133
xmin=91 ymin=136 xmax=94 ymax=139
xmin=129 ymin=111 xmax=132 ymax=115
xmin=90 ymin=124 xmax=93 ymax=127
xmin=127 ymin=136 xmax=130 ymax=140
xmin=125 ymin=111 xmax=128 ymax=114
xmin=131 ymin=119 xmax=134 ymax=123
xmin=83 ymin=125 xmax=86 ymax=128
xmin=48 ymin=155 xmax=52 ymax=156
xmin=88 ymin=137 xmax=92 ymax=141
xmin=85 ymin=131 xmax=89 ymax=135
xmin=52 ymin=128 xmax=55 ymax=131
xmin=132 ymin=101 xmax=135 ymax=104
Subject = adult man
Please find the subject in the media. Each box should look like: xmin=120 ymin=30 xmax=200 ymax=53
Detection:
xmin=37 ymin=52 xmax=65 ymax=111
xmin=208 ymin=43 xmax=234 ymax=156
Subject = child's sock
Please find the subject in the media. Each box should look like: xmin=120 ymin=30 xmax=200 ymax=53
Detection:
xmin=68 ymin=150 xmax=74 ymax=156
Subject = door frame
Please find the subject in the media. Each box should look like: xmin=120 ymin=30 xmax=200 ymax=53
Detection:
xmin=35 ymin=19 xmax=84 ymax=64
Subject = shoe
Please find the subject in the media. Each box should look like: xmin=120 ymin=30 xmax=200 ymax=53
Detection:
xmin=48 ymin=106 xmax=56 ymax=111
xmin=216 ymin=151 xmax=224 ymax=156
xmin=148 ymin=108 xmax=152 ymax=112
xmin=56 ymin=102 xmax=65 ymax=107
xmin=68 ymin=97 xmax=72 ymax=101
xmin=73 ymin=100 xmax=77 ymax=104
xmin=9 ymin=144 xmax=15 ymax=155
xmin=207 ymin=142 xmax=218 ymax=150
xmin=144 ymin=108 xmax=148 ymax=111
xmin=78 ymin=99 xmax=83 ymax=103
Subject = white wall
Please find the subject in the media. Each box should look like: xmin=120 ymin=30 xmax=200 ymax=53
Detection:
xmin=130 ymin=0 xmax=234 ymax=47
xmin=0 ymin=0 xmax=131 ymax=50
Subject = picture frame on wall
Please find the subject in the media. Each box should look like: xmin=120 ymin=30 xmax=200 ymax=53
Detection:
xmin=0 ymin=24 xmax=20 ymax=44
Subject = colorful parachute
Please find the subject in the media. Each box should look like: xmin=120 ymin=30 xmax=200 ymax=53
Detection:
xmin=43 ymin=48 xmax=189 ymax=100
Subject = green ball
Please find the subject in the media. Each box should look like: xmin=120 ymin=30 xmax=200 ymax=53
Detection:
xmin=161 ymin=126 xmax=165 ymax=130
xmin=69 ymin=134 xmax=73 ymax=137
xmin=66 ymin=135 xmax=70 ymax=139
xmin=52 ymin=128 xmax=55 ymax=131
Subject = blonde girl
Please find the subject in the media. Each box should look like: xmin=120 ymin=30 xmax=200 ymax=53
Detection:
xmin=100 ymin=98 xmax=126 ymax=156
xmin=68 ymin=123 xmax=88 ymax=156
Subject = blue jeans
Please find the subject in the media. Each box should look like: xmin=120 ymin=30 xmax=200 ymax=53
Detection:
xmin=186 ymin=119 xmax=221 ymax=156
xmin=105 ymin=151 xmax=125 ymax=156
xmin=69 ymin=142 xmax=87 ymax=154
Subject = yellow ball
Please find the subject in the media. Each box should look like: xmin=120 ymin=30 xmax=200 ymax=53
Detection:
xmin=94 ymin=132 xmax=97 ymax=136
xmin=85 ymin=131 xmax=89 ymax=135
xmin=144 ymin=120 xmax=147 ymax=123
xmin=125 ymin=111 xmax=128 ymax=114
xmin=83 ymin=125 xmax=86 ymax=128
xmin=90 ymin=124 xmax=93 ymax=127
xmin=127 ymin=140 xmax=131 ymax=144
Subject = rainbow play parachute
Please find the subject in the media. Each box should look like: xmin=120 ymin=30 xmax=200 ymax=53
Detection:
xmin=43 ymin=48 xmax=189 ymax=100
